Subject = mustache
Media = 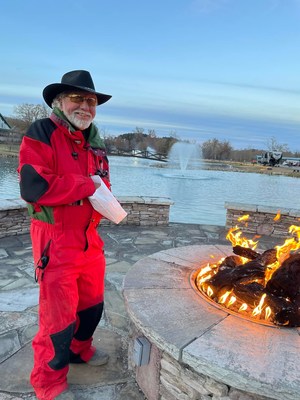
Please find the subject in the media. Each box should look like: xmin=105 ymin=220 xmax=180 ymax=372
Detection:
xmin=74 ymin=111 xmax=92 ymax=117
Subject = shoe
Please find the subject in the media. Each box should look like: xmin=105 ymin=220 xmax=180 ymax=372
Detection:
xmin=86 ymin=348 xmax=109 ymax=366
xmin=54 ymin=389 xmax=75 ymax=399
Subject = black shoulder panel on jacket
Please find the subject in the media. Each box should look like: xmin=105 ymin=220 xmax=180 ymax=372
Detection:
xmin=26 ymin=118 xmax=56 ymax=146
xmin=20 ymin=164 xmax=49 ymax=202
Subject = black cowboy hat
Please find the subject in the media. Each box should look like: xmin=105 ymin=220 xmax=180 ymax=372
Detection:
xmin=43 ymin=70 xmax=112 ymax=108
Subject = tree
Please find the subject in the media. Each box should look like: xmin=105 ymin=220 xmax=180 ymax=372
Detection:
xmin=13 ymin=103 xmax=50 ymax=131
xmin=134 ymin=127 xmax=145 ymax=134
xmin=201 ymin=138 xmax=233 ymax=160
xmin=201 ymin=138 xmax=220 ymax=160
xmin=154 ymin=136 xmax=178 ymax=155
xmin=266 ymin=136 xmax=289 ymax=152
xmin=217 ymin=140 xmax=233 ymax=160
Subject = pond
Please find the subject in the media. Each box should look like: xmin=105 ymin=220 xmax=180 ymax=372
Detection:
xmin=0 ymin=156 xmax=298 ymax=226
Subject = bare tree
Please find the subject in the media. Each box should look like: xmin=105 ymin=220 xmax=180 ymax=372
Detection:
xmin=13 ymin=103 xmax=50 ymax=131
xmin=115 ymin=136 xmax=130 ymax=152
xmin=266 ymin=136 xmax=289 ymax=152
xmin=147 ymin=129 xmax=156 ymax=138
xmin=201 ymin=138 xmax=233 ymax=160
xmin=218 ymin=140 xmax=233 ymax=160
xmin=134 ymin=127 xmax=145 ymax=134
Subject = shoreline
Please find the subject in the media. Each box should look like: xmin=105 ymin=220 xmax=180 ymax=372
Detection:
xmin=0 ymin=151 xmax=299 ymax=178
xmin=202 ymin=159 xmax=300 ymax=177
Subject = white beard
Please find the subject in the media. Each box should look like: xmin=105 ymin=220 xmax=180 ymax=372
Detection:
xmin=66 ymin=112 xmax=93 ymax=130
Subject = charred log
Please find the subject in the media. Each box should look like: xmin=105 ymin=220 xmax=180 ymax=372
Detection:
xmin=232 ymin=246 xmax=259 ymax=260
xmin=233 ymin=282 xmax=264 ymax=305
xmin=264 ymin=293 xmax=300 ymax=327
xmin=274 ymin=308 xmax=300 ymax=327
xmin=265 ymin=254 xmax=300 ymax=300
xmin=231 ymin=284 xmax=300 ymax=326
xmin=207 ymin=260 xmax=267 ymax=296
xmin=232 ymin=246 xmax=277 ymax=266
xmin=218 ymin=255 xmax=243 ymax=271
xmin=257 ymin=249 xmax=277 ymax=266
xmin=197 ymin=245 xmax=300 ymax=327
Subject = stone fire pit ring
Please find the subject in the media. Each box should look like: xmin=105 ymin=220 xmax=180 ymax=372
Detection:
xmin=123 ymin=245 xmax=300 ymax=400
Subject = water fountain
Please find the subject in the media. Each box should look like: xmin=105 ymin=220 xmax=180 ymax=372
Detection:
xmin=168 ymin=142 xmax=202 ymax=172
xmin=161 ymin=141 xmax=206 ymax=181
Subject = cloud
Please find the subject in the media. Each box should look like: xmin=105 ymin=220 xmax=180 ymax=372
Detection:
xmin=107 ymin=76 xmax=300 ymax=129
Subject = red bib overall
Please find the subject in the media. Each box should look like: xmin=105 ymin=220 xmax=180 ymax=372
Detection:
xmin=18 ymin=114 xmax=109 ymax=399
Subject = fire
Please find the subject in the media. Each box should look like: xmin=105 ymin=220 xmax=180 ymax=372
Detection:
xmin=266 ymin=225 xmax=300 ymax=280
xmin=265 ymin=307 xmax=272 ymax=319
xmin=227 ymin=296 xmax=236 ymax=307
xmin=252 ymin=294 xmax=266 ymax=316
xmin=239 ymin=303 xmax=248 ymax=311
xmin=226 ymin=226 xmax=258 ymax=250
xmin=219 ymin=291 xmax=231 ymax=303
xmin=195 ymin=219 xmax=300 ymax=327
xmin=238 ymin=214 xmax=249 ymax=222
xmin=274 ymin=211 xmax=281 ymax=221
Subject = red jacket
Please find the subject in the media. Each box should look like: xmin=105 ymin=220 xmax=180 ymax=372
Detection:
xmin=18 ymin=112 xmax=110 ymax=229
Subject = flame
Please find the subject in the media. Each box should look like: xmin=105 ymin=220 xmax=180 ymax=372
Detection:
xmin=274 ymin=211 xmax=281 ymax=221
xmin=290 ymin=224 xmax=300 ymax=240
xmin=265 ymin=225 xmax=300 ymax=280
xmin=226 ymin=226 xmax=258 ymax=251
xmin=219 ymin=291 xmax=231 ymax=304
xmin=239 ymin=303 xmax=248 ymax=311
xmin=227 ymin=296 xmax=236 ymax=307
xmin=195 ymin=221 xmax=300 ymax=325
xmin=252 ymin=294 xmax=266 ymax=317
xmin=198 ymin=265 xmax=212 ymax=277
xmin=197 ymin=264 xmax=214 ymax=285
xmin=238 ymin=214 xmax=249 ymax=222
xmin=265 ymin=307 xmax=272 ymax=319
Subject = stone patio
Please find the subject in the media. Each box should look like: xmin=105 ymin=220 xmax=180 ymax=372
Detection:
xmin=0 ymin=222 xmax=241 ymax=400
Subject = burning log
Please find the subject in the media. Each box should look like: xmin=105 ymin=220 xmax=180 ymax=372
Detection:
xmin=266 ymin=293 xmax=300 ymax=327
xmin=257 ymin=248 xmax=278 ymax=266
xmin=265 ymin=254 xmax=300 ymax=300
xmin=233 ymin=282 xmax=264 ymax=305
xmin=232 ymin=245 xmax=259 ymax=260
xmin=207 ymin=260 xmax=267 ymax=296
xmin=233 ymin=246 xmax=277 ymax=266
xmin=218 ymin=255 xmax=243 ymax=270
xmin=274 ymin=308 xmax=300 ymax=327
xmin=196 ymin=222 xmax=300 ymax=327
xmin=228 ymin=282 xmax=300 ymax=326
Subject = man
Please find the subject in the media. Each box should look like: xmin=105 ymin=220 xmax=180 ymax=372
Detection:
xmin=18 ymin=70 xmax=112 ymax=400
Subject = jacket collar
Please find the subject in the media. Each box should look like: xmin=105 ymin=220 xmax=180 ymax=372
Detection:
xmin=50 ymin=107 xmax=105 ymax=149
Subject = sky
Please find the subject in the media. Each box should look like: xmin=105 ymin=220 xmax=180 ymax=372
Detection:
xmin=1 ymin=0 xmax=300 ymax=151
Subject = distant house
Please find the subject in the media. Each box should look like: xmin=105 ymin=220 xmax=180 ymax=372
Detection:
xmin=0 ymin=113 xmax=11 ymax=130
xmin=0 ymin=113 xmax=22 ymax=149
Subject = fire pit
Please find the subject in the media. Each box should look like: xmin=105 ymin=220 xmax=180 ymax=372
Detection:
xmin=194 ymin=221 xmax=300 ymax=327
xmin=124 ymin=243 xmax=300 ymax=400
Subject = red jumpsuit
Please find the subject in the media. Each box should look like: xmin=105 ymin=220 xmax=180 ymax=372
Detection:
xmin=18 ymin=112 xmax=109 ymax=400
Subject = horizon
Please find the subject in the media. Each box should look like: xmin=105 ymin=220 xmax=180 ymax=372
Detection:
xmin=1 ymin=0 xmax=300 ymax=152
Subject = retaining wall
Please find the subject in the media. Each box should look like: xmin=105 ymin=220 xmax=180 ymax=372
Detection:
xmin=0 ymin=197 xmax=174 ymax=238
xmin=225 ymin=202 xmax=300 ymax=238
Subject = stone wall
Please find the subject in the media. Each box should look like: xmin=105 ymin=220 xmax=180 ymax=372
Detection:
xmin=0 ymin=197 xmax=174 ymax=238
xmin=225 ymin=202 xmax=300 ymax=238
xmin=129 ymin=332 xmax=272 ymax=400
xmin=159 ymin=352 xmax=270 ymax=400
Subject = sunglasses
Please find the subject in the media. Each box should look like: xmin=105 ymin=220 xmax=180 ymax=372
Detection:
xmin=66 ymin=94 xmax=97 ymax=107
